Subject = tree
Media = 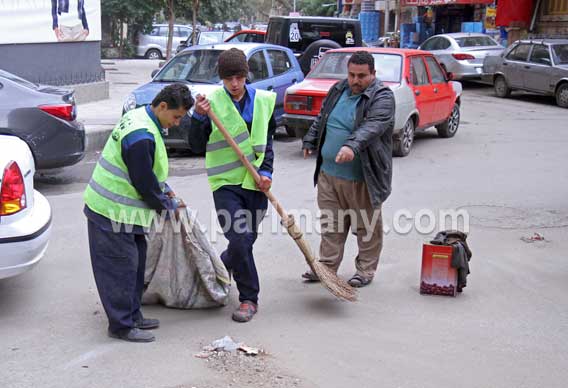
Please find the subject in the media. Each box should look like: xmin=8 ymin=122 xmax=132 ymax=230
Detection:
xmin=101 ymin=0 xmax=160 ymax=57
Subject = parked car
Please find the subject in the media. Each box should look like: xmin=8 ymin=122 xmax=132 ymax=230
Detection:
xmin=482 ymin=39 xmax=568 ymax=108
xmin=223 ymin=22 xmax=241 ymax=33
xmin=124 ymin=43 xmax=304 ymax=151
xmin=283 ymin=48 xmax=462 ymax=156
xmin=252 ymin=23 xmax=268 ymax=32
xmin=176 ymin=31 xmax=233 ymax=54
xmin=265 ymin=16 xmax=362 ymax=75
xmin=419 ymin=33 xmax=504 ymax=80
xmin=225 ymin=30 xmax=266 ymax=44
xmin=0 ymin=135 xmax=51 ymax=280
xmin=137 ymin=24 xmax=193 ymax=59
xmin=0 ymin=69 xmax=85 ymax=169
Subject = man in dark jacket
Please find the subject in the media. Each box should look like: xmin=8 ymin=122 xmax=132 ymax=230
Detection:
xmin=302 ymin=51 xmax=395 ymax=287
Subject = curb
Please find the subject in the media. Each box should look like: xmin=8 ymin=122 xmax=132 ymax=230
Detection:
xmin=85 ymin=126 xmax=113 ymax=152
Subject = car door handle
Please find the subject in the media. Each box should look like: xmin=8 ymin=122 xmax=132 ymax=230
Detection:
xmin=291 ymin=79 xmax=297 ymax=84
xmin=433 ymin=88 xmax=438 ymax=93
xmin=503 ymin=62 xmax=508 ymax=66
xmin=524 ymin=65 xmax=531 ymax=69
xmin=415 ymin=90 xmax=421 ymax=96
xmin=267 ymin=86 xmax=273 ymax=91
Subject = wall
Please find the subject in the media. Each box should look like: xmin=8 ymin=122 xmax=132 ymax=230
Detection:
xmin=536 ymin=0 xmax=568 ymax=36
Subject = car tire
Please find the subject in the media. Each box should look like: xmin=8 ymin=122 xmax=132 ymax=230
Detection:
xmin=494 ymin=75 xmax=511 ymax=98
xmin=393 ymin=118 xmax=415 ymax=157
xmin=285 ymin=126 xmax=297 ymax=138
xmin=298 ymin=39 xmax=342 ymax=75
xmin=436 ymin=103 xmax=460 ymax=138
xmin=145 ymin=49 xmax=162 ymax=60
xmin=555 ymin=83 xmax=568 ymax=108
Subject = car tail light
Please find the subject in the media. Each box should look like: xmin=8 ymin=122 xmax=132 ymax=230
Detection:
xmin=39 ymin=104 xmax=76 ymax=121
xmin=285 ymin=95 xmax=312 ymax=112
xmin=0 ymin=161 xmax=27 ymax=216
xmin=452 ymin=53 xmax=475 ymax=61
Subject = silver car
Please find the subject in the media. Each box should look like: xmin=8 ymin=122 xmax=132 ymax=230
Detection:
xmin=136 ymin=24 xmax=193 ymax=59
xmin=483 ymin=39 xmax=568 ymax=108
xmin=419 ymin=33 xmax=504 ymax=80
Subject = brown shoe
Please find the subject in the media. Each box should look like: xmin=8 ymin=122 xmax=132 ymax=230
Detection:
xmin=232 ymin=301 xmax=258 ymax=323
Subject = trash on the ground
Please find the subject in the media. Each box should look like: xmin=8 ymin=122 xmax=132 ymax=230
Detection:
xmin=211 ymin=336 xmax=239 ymax=352
xmin=194 ymin=351 xmax=212 ymax=359
xmin=521 ymin=232 xmax=547 ymax=243
xmin=194 ymin=336 xmax=262 ymax=359
xmin=238 ymin=345 xmax=259 ymax=356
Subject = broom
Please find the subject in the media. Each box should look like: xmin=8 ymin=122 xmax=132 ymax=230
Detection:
xmin=208 ymin=110 xmax=357 ymax=302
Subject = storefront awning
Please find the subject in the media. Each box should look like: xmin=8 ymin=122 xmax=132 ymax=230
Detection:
xmin=401 ymin=0 xmax=494 ymax=6
xmin=495 ymin=0 xmax=535 ymax=27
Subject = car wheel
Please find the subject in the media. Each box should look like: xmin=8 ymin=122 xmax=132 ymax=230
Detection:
xmin=393 ymin=118 xmax=415 ymax=157
xmin=494 ymin=75 xmax=511 ymax=98
xmin=145 ymin=49 xmax=162 ymax=60
xmin=555 ymin=83 xmax=568 ymax=108
xmin=285 ymin=126 xmax=297 ymax=138
xmin=298 ymin=39 xmax=342 ymax=75
xmin=436 ymin=103 xmax=460 ymax=138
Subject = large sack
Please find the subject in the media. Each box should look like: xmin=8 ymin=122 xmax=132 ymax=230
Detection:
xmin=143 ymin=208 xmax=230 ymax=309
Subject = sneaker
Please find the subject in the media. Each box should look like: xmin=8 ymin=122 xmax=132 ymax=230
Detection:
xmin=231 ymin=301 xmax=258 ymax=323
xmin=108 ymin=328 xmax=155 ymax=343
xmin=134 ymin=317 xmax=160 ymax=330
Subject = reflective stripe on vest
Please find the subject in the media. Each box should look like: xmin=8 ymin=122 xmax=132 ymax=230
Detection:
xmin=98 ymin=156 xmax=166 ymax=190
xmin=205 ymin=87 xmax=276 ymax=192
xmin=83 ymin=107 xmax=169 ymax=227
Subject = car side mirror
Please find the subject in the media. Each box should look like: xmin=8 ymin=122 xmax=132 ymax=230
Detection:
xmin=151 ymin=69 xmax=159 ymax=78
xmin=445 ymin=72 xmax=454 ymax=81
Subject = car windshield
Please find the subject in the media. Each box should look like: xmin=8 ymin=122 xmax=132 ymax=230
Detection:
xmin=198 ymin=32 xmax=229 ymax=44
xmin=154 ymin=50 xmax=222 ymax=84
xmin=0 ymin=69 xmax=38 ymax=89
xmin=552 ymin=44 xmax=568 ymax=65
xmin=308 ymin=52 xmax=402 ymax=83
xmin=455 ymin=36 xmax=499 ymax=47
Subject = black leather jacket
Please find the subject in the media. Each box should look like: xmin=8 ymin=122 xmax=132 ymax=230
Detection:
xmin=302 ymin=78 xmax=395 ymax=207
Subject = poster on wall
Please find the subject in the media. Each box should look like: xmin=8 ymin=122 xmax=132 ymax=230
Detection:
xmin=0 ymin=0 xmax=101 ymax=44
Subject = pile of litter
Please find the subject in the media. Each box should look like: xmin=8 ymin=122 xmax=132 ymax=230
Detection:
xmin=194 ymin=336 xmax=261 ymax=359
xmin=521 ymin=232 xmax=549 ymax=243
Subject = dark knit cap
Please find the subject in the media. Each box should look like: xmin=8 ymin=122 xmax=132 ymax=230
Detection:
xmin=218 ymin=48 xmax=249 ymax=79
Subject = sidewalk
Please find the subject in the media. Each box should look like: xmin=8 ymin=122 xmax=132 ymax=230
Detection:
xmin=78 ymin=59 xmax=161 ymax=151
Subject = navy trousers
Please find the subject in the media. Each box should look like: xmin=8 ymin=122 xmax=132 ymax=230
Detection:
xmin=87 ymin=220 xmax=146 ymax=333
xmin=213 ymin=185 xmax=268 ymax=305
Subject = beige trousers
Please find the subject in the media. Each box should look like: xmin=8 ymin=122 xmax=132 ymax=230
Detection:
xmin=59 ymin=24 xmax=87 ymax=42
xmin=317 ymin=172 xmax=383 ymax=279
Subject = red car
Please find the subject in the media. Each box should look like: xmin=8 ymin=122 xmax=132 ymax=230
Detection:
xmin=225 ymin=30 xmax=266 ymax=44
xmin=283 ymin=47 xmax=463 ymax=156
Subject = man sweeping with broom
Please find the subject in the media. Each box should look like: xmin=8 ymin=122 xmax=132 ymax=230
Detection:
xmin=188 ymin=48 xmax=276 ymax=323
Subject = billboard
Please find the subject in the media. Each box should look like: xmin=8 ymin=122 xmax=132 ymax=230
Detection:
xmin=401 ymin=0 xmax=493 ymax=5
xmin=0 ymin=0 xmax=101 ymax=44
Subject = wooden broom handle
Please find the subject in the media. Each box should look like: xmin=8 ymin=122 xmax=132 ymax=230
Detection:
xmin=207 ymin=110 xmax=290 ymax=223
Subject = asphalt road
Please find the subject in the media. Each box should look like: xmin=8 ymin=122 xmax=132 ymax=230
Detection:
xmin=1 ymin=75 xmax=567 ymax=388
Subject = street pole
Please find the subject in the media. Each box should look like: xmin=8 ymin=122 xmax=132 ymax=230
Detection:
xmin=384 ymin=0 xmax=391 ymax=45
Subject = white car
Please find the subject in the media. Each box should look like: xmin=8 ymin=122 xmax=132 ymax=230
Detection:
xmin=0 ymin=135 xmax=51 ymax=279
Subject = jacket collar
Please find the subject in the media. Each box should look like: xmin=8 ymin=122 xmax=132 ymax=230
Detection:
xmin=333 ymin=78 xmax=383 ymax=99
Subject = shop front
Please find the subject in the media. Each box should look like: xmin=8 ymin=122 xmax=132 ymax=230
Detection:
xmin=399 ymin=0 xmax=496 ymax=48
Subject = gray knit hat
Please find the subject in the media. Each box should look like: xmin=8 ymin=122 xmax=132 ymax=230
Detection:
xmin=218 ymin=48 xmax=249 ymax=79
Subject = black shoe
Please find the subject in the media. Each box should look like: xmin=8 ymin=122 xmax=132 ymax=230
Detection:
xmin=108 ymin=328 xmax=155 ymax=343
xmin=134 ymin=317 xmax=160 ymax=330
